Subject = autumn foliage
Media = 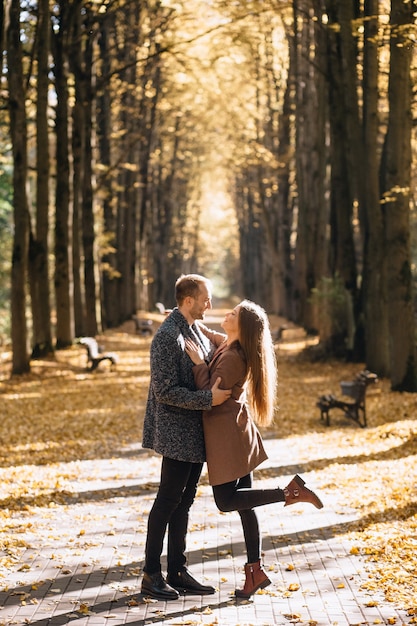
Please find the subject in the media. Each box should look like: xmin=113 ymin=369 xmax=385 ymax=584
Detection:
xmin=0 ymin=326 xmax=416 ymax=610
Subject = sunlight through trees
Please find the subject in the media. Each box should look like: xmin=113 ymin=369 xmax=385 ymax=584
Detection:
xmin=1 ymin=0 xmax=417 ymax=389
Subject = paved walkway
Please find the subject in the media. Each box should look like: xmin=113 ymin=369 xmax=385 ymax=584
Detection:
xmin=0 ymin=439 xmax=410 ymax=626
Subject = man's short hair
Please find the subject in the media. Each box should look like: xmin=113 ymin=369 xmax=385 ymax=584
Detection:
xmin=175 ymin=274 xmax=211 ymax=305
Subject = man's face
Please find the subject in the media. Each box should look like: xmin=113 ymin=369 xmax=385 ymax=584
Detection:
xmin=189 ymin=284 xmax=212 ymax=321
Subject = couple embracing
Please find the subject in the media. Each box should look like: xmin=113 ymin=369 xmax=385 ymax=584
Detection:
xmin=141 ymin=274 xmax=323 ymax=601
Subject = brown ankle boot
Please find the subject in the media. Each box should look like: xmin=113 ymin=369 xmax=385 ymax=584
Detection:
xmin=284 ymin=474 xmax=323 ymax=509
xmin=235 ymin=560 xmax=271 ymax=598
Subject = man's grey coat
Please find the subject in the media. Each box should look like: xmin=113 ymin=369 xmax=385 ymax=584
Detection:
xmin=142 ymin=308 xmax=214 ymax=463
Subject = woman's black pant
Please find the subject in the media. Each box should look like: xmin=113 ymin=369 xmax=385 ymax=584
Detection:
xmin=144 ymin=456 xmax=203 ymax=575
xmin=212 ymin=474 xmax=284 ymax=563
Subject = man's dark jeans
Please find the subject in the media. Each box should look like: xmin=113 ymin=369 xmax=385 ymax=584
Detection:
xmin=144 ymin=456 xmax=203 ymax=574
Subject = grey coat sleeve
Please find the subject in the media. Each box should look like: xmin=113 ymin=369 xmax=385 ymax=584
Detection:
xmin=150 ymin=327 xmax=213 ymax=411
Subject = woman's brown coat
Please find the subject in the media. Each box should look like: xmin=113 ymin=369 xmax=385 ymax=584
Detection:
xmin=192 ymin=326 xmax=268 ymax=486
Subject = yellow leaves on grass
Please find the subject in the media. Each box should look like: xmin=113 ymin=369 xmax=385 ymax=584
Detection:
xmin=351 ymin=523 xmax=417 ymax=606
xmin=0 ymin=337 xmax=150 ymax=468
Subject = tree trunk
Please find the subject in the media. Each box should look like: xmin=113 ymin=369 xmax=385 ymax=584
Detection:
xmin=71 ymin=92 xmax=84 ymax=337
xmin=254 ymin=25 xmax=293 ymax=316
xmin=81 ymin=43 xmax=99 ymax=337
xmin=275 ymin=30 xmax=294 ymax=320
xmin=235 ymin=173 xmax=271 ymax=307
xmin=30 ymin=0 xmax=53 ymax=358
xmin=292 ymin=0 xmax=328 ymax=328
xmin=7 ymin=0 xmax=30 ymax=374
xmin=324 ymin=0 xmax=357 ymax=291
xmin=97 ymin=13 xmax=118 ymax=330
xmin=137 ymin=42 xmax=162 ymax=315
xmin=53 ymin=0 xmax=73 ymax=348
xmin=69 ymin=0 xmax=88 ymax=336
xmin=362 ymin=0 xmax=389 ymax=375
xmin=0 ymin=0 xmax=5 ymax=77
xmin=381 ymin=0 xmax=416 ymax=391
xmin=109 ymin=1 xmax=144 ymax=324
xmin=324 ymin=0 xmax=362 ymax=356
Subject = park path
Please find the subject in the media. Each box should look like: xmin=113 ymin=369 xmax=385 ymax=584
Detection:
xmin=0 ymin=436 xmax=410 ymax=626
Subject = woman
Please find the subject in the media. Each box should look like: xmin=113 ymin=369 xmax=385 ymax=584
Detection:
xmin=185 ymin=300 xmax=323 ymax=599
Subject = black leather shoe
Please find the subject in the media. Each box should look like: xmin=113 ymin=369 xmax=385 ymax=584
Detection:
xmin=141 ymin=572 xmax=179 ymax=600
xmin=167 ymin=568 xmax=215 ymax=595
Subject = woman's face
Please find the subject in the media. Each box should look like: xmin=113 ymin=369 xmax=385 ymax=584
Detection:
xmin=221 ymin=304 xmax=241 ymax=337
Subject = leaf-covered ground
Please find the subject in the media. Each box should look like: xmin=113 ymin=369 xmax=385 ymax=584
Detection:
xmin=0 ymin=319 xmax=416 ymax=615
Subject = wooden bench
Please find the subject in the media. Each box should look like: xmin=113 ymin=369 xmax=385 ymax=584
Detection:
xmin=155 ymin=302 xmax=166 ymax=314
xmin=132 ymin=315 xmax=153 ymax=336
xmin=317 ymin=369 xmax=378 ymax=428
xmin=79 ymin=337 xmax=118 ymax=371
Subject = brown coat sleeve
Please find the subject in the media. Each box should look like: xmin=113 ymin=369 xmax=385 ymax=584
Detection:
xmin=193 ymin=347 xmax=246 ymax=398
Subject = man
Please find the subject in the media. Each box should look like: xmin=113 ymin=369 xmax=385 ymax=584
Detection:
xmin=141 ymin=274 xmax=231 ymax=600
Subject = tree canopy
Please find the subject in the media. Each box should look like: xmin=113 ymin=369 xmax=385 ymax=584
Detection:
xmin=1 ymin=0 xmax=417 ymax=389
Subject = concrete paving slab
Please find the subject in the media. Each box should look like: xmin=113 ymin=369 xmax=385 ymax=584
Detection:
xmin=0 ymin=443 xmax=411 ymax=626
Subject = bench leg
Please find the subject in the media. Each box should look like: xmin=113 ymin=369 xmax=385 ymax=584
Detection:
xmin=89 ymin=356 xmax=116 ymax=372
xmin=357 ymin=408 xmax=367 ymax=428
xmin=345 ymin=405 xmax=367 ymax=428
xmin=320 ymin=409 xmax=330 ymax=427
xmin=319 ymin=400 xmax=367 ymax=428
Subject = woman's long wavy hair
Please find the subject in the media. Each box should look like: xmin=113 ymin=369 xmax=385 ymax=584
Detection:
xmin=238 ymin=300 xmax=278 ymax=427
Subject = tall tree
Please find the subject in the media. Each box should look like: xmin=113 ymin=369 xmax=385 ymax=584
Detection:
xmin=79 ymin=5 xmax=98 ymax=336
xmin=69 ymin=0 xmax=86 ymax=337
xmin=30 ymin=0 xmax=53 ymax=358
xmin=52 ymin=0 xmax=73 ymax=348
xmin=325 ymin=2 xmax=357 ymax=289
xmin=96 ymin=7 xmax=118 ymax=330
xmin=322 ymin=0 xmax=361 ymax=355
xmin=254 ymin=17 xmax=293 ymax=315
xmin=381 ymin=0 xmax=417 ymax=391
xmin=292 ymin=0 xmax=328 ymax=328
xmin=115 ymin=1 xmax=144 ymax=324
xmin=0 ymin=0 xmax=5 ymax=77
xmin=362 ymin=0 xmax=389 ymax=375
xmin=7 ymin=0 xmax=30 ymax=374
xmin=69 ymin=0 xmax=98 ymax=337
